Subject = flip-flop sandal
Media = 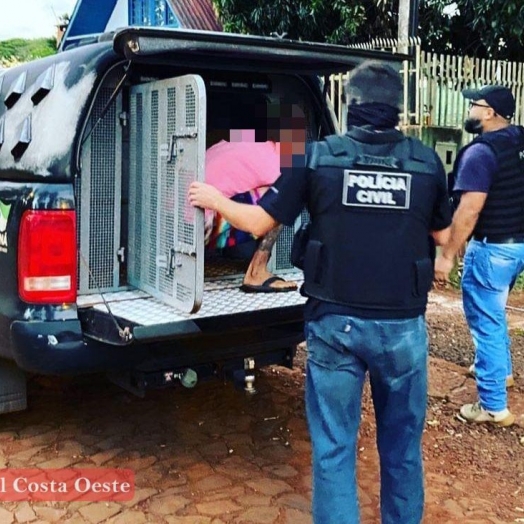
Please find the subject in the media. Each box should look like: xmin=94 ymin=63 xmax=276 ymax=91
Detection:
xmin=240 ymin=276 xmax=297 ymax=293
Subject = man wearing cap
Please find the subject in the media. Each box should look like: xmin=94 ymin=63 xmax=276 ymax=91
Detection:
xmin=435 ymin=85 xmax=524 ymax=427
xmin=190 ymin=60 xmax=452 ymax=524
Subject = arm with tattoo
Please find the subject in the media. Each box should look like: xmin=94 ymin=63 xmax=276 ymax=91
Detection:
xmin=256 ymin=225 xmax=283 ymax=252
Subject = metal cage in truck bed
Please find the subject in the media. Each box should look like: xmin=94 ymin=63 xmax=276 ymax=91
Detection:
xmin=0 ymin=28 xmax=404 ymax=412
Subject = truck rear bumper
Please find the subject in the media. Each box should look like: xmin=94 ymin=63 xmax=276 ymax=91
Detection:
xmin=10 ymin=319 xmax=137 ymax=375
xmin=9 ymin=313 xmax=305 ymax=377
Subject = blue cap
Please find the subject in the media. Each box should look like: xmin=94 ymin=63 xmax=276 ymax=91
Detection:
xmin=462 ymin=85 xmax=515 ymax=120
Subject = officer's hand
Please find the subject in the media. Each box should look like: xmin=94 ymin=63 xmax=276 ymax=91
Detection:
xmin=188 ymin=182 xmax=224 ymax=212
xmin=434 ymin=254 xmax=454 ymax=286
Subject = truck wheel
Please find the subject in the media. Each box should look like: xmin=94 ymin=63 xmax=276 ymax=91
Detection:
xmin=0 ymin=359 xmax=27 ymax=414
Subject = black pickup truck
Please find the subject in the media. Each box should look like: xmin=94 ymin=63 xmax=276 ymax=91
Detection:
xmin=0 ymin=27 xmax=402 ymax=413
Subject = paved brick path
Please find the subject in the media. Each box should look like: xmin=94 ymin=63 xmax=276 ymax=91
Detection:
xmin=0 ymin=329 xmax=522 ymax=522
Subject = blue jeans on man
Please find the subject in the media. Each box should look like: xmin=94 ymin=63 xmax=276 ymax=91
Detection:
xmin=461 ymin=239 xmax=524 ymax=412
xmin=305 ymin=314 xmax=428 ymax=524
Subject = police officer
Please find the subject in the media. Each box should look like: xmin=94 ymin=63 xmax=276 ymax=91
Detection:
xmin=188 ymin=61 xmax=452 ymax=524
xmin=435 ymin=85 xmax=524 ymax=427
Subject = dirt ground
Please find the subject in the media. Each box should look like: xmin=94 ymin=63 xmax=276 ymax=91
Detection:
xmin=0 ymin=288 xmax=523 ymax=523
xmin=420 ymin=289 xmax=524 ymax=524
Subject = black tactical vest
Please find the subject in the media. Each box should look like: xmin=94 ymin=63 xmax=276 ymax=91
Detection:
xmin=452 ymin=127 xmax=524 ymax=238
xmin=301 ymin=128 xmax=442 ymax=314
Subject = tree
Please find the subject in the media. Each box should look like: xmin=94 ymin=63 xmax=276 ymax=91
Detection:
xmin=213 ymin=0 xmax=524 ymax=61
xmin=419 ymin=0 xmax=524 ymax=60
xmin=0 ymin=38 xmax=56 ymax=66
xmin=212 ymin=0 xmax=396 ymax=45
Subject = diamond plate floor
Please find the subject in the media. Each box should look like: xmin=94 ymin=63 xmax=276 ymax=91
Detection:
xmin=77 ymin=271 xmax=305 ymax=326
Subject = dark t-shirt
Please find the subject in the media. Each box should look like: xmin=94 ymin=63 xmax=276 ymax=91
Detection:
xmin=259 ymin=130 xmax=452 ymax=320
xmin=453 ymin=127 xmax=524 ymax=194
xmin=453 ymin=143 xmax=496 ymax=193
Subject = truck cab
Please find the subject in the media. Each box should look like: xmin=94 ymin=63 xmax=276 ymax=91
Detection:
xmin=0 ymin=27 xmax=402 ymax=413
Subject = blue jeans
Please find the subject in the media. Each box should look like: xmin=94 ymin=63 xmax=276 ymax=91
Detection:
xmin=461 ymin=239 xmax=524 ymax=412
xmin=305 ymin=314 xmax=428 ymax=524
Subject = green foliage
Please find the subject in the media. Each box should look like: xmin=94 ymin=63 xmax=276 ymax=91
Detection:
xmin=470 ymin=0 xmax=524 ymax=59
xmin=419 ymin=0 xmax=524 ymax=60
xmin=212 ymin=0 xmax=398 ymax=45
xmin=447 ymin=258 xmax=462 ymax=290
xmin=511 ymin=272 xmax=524 ymax=292
xmin=0 ymin=38 xmax=57 ymax=65
xmin=446 ymin=257 xmax=524 ymax=292
xmin=213 ymin=0 xmax=524 ymax=61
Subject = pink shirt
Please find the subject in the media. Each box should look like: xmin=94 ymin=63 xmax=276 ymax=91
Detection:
xmin=205 ymin=141 xmax=281 ymax=197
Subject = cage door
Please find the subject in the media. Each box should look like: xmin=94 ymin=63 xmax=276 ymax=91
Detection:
xmin=129 ymin=74 xmax=206 ymax=313
xmin=166 ymin=75 xmax=206 ymax=313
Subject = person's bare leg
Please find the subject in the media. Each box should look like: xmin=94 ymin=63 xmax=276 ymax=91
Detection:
xmin=242 ymin=225 xmax=298 ymax=290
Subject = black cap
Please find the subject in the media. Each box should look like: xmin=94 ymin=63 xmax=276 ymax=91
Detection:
xmin=345 ymin=61 xmax=403 ymax=108
xmin=462 ymin=85 xmax=515 ymax=120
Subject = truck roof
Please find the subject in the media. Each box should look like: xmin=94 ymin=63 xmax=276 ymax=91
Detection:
xmin=113 ymin=27 xmax=407 ymax=75
xmin=0 ymin=28 xmax=405 ymax=179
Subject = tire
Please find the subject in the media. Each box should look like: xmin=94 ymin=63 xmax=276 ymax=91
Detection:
xmin=0 ymin=358 xmax=27 ymax=414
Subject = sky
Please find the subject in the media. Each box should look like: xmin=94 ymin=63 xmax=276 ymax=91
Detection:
xmin=0 ymin=0 xmax=77 ymax=41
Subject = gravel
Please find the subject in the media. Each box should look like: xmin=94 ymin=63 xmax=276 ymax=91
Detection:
xmin=426 ymin=290 xmax=524 ymax=377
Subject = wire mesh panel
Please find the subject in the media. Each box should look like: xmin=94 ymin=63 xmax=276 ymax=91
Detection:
xmin=129 ymin=85 xmax=161 ymax=298
xmin=173 ymin=80 xmax=205 ymax=308
xmin=147 ymin=90 xmax=159 ymax=289
xmin=128 ymin=92 xmax=143 ymax=284
xmin=158 ymin=87 xmax=177 ymax=297
xmin=129 ymin=75 xmax=206 ymax=313
xmin=77 ymin=88 xmax=122 ymax=293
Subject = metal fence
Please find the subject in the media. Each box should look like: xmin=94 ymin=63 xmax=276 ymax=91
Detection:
xmin=330 ymin=38 xmax=524 ymax=132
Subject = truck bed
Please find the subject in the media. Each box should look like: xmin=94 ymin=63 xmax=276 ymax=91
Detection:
xmin=77 ymin=271 xmax=305 ymax=326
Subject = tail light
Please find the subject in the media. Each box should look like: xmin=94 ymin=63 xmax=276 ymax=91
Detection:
xmin=18 ymin=210 xmax=77 ymax=304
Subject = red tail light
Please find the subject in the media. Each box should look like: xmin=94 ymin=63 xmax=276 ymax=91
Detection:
xmin=18 ymin=210 xmax=77 ymax=304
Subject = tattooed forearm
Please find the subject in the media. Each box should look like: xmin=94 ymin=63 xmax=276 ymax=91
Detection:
xmin=257 ymin=225 xmax=283 ymax=252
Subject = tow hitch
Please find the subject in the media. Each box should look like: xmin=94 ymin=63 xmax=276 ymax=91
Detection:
xmin=243 ymin=357 xmax=257 ymax=394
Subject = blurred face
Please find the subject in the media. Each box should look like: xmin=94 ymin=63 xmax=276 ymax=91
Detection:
xmin=279 ymin=127 xmax=306 ymax=168
xmin=279 ymin=128 xmax=306 ymax=150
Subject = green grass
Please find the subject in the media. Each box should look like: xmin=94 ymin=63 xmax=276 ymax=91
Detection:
xmin=512 ymin=272 xmax=524 ymax=291
xmin=447 ymin=257 xmax=524 ymax=291
xmin=448 ymin=259 xmax=462 ymax=289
